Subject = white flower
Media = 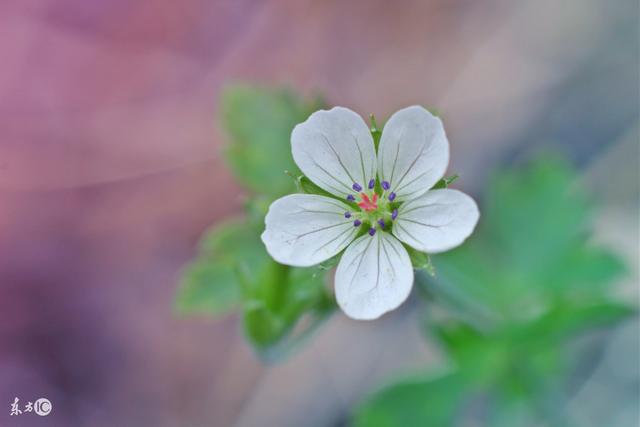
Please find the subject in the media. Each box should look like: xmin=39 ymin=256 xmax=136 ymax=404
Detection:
xmin=261 ymin=106 xmax=479 ymax=320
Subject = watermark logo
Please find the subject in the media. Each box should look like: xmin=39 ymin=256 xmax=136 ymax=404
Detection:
xmin=10 ymin=397 xmax=52 ymax=417
xmin=34 ymin=398 xmax=52 ymax=416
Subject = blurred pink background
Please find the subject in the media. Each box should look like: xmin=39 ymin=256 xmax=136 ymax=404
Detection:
xmin=0 ymin=1 xmax=637 ymax=426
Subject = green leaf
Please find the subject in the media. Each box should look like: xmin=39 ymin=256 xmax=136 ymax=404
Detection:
xmin=355 ymin=156 xmax=633 ymax=427
xmin=175 ymin=257 xmax=242 ymax=315
xmin=175 ymin=219 xmax=269 ymax=316
xmin=177 ymin=216 xmax=337 ymax=358
xmin=243 ymin=262 xmax=335 ymax=361
xmin=219 ymin=85 xmax=324 ymax=197
xmin=430 ymin=321 xmax=512 ymax=387
xmin=485 ymin=394 xmax=540 ymax=427
xmin=431 ymin=155 xmax=628 ymax=319
xmin=483 ymin=156 xmax=590 ymax=285
xmin=518 ymin=300 xmax=636 ymax=345
xmin=244 ymin=195 xmax=272 ymax=226
xmin=426 ymin=300 xmax=635 ymax=398
xmin=352 ymin=372 xmax=467 ymax=427
xmin=417 ymin=242 xmax=501 ymax=326
xmin=542 ymin=245 xmax=626 ymax=295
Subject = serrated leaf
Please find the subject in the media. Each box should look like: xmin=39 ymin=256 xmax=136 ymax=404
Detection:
xmin=432 ymin=155 xmax=627 ymax=318
xmin=360 ymin=156 xmax=633 ymax=427
xmin=423 ymin=300 xmax=635 ymax=404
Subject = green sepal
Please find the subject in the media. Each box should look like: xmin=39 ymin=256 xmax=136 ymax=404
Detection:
xmin=404 ymin=244 xmax=435 ymax=276
xmin=317 ymin=253 xmax=341 ymax=271
xmin=426 ymin=107 xmax=441 ymax=117
xmin=369 ymin=113 xmax=382 ymax=150
xmin=433 ymin=174 xmax=459 ymax=189
xmin=295 ymin=175 xmax=337 ymax=198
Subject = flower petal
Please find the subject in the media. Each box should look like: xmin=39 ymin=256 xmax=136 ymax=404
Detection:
xmin=292 ymin=107 xmax=377 ymax=198
xmin=335 ymin=232 xmax=413 ymax=320
xmin=261 ymin=194 xmax=359 ymax=267
xmin=393 ymin=189 xmax=479 ymax=253
xmin=377 ymin=106 xmax=449 ymax=201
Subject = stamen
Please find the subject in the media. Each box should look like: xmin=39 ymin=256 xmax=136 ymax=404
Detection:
xmin=353 ymin=219 xmax=362 ymax=227
xmin=382 ymin=181 xmax=391 ymax=190
xmin=368 ymin=179 xmax=375 ymax=189
xmin=344 ymin=212 xmax=351 ymax=218
xmin=352 ymin=183 xmax=363 ymax=192
xmin=368 ymin=228 xmax=376 ymax=236
xmin=377 ymin=219 xmax=385 ymax=228
xmin=391 ymin=209 xmax=398 ymax=220
xmin=347 ymin=194 xmax=356 ymax=202
xmin=388 ymin=192 xmax=396 ymax=201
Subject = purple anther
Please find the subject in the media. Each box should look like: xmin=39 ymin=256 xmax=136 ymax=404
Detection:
xmin=391 ymin=208 xmax=398 ymax=220
xmin=368 ymin=228 xmax=376 ymax=236
xmin=388 ymin=192 xmax=396 ymax=201
xmin=344 ymin=212 xmax=352 ymax=219
xmin=353 ymin=219 xmax=362 ymax=227
xmin=382 ymin=181 xmax=391 ymax=190
xmin=368 ymin=179 xmax=376 ymax=189
xmin=377 ymin=219 xmax=385 ymax=228
xmin=352 ymin=183 xmax=363 ymax=192
xmin=347 ymin=194 xmax=356 ymax=202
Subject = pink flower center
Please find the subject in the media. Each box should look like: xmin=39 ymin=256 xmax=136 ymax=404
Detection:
xmin=357 ymin=193 xmax=378 ymax=212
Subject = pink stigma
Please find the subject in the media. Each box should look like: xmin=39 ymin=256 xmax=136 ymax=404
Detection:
xmin=357 ymin=193 xmax=378 ymax=212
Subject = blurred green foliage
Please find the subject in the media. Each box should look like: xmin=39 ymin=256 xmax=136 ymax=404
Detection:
xmin=175 ymin=85 xmax=333 ymax=360
xmin=353 ymin=156 xmax=634 ymax=427
xmin=176 ymin=84 xmax=633 ymax=424
xmin=354 ymin=371 xmax=466 ymax=427
xmin=219 ymin=85 xmax=324 ymax=198
xmin=175 ymin=220 xmax=256 ymax=316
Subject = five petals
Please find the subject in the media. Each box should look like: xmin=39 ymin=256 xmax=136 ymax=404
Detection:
xmin=263 ymin=105 xmax=477 ymax=320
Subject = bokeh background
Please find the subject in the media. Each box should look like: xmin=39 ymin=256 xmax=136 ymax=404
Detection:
xmin=0 ymin=1 xmax=638 ymax=426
